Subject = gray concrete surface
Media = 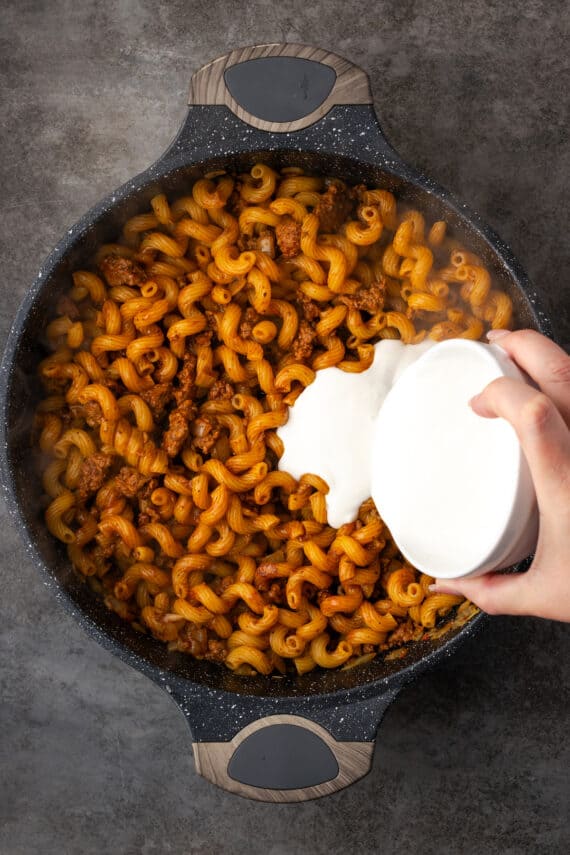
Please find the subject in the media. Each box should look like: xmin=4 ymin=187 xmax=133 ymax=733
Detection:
xmin=1 ymin=1 xmax=569 ymax=853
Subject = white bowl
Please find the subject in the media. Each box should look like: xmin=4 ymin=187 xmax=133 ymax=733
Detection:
xmin=370 ymin=339 xmax=538 ymax=579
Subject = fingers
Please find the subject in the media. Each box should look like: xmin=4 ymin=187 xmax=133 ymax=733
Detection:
xmin=429 ymin=572 xmax=535 ymax=617
xmin=487 ymin=329 xmax=570 ymax=425
xmin=439 ymin=329 xmax=570 ymax=622
xmin=469 ymin=376 xmax=570 ymax=509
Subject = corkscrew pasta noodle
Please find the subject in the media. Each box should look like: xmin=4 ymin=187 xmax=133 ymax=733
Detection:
xmin=34 ymin=166 xmax=512 ymax=674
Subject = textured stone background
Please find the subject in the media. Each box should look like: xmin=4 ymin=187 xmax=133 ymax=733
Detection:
xmin=1 ymin=1 xmax=569 ymax=853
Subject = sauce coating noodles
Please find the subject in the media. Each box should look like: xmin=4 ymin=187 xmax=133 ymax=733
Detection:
xmin=35 ymin=166 xmax=512 ymax=674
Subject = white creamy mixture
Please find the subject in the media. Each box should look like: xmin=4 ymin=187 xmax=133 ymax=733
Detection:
xmin=278 ymin=339 xmax=433 ymax=528
xmin=277 ymin=339 xmax=531 ymax=577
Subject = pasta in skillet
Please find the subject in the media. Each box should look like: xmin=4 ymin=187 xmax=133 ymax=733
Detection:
xmin=34 ymin=166 xmax=511 ymax=675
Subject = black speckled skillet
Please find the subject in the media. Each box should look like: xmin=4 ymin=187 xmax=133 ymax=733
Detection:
xmin=0 ymin=44 xmax=554 ymax=802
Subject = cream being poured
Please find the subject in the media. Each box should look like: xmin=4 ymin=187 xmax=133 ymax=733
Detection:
xmin=277 ymin=340 xmax=434 ymax=528
xmin=276 ymin=339 xmax=537 ymax=579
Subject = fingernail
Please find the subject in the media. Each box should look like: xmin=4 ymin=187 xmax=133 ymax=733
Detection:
xmin=429 ymin=583 xmax=462 ymax=595
xmin=468 ymin=393 xmax=481 ymax=408
xmin=486 ymin=329 xmax=511 ymax=341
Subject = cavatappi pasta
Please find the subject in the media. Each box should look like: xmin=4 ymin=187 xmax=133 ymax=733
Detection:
xmin=34 ymin=166 xmax=512 ymax=675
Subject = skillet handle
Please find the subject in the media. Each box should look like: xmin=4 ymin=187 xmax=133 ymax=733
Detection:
xmin=193 ymin=714 xmax=374 ymax=802
xmin=188 ymin=43 xmax=372 ymax=133
xmin=169 ymin=687 xmax=399 ymax=802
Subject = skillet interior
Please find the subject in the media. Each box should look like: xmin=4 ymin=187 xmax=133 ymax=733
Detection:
xmin=4 ymin=148 xmax=543 ymax=700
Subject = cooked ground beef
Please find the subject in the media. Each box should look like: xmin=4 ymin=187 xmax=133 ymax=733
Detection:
xmin=341 ymin=280 xmax=386 ymax=313
xmin=162 ymin=400 xmax=196 ymax=458
xmin=115 ymin=466 xmax=146 ymax=498
xmin=83 ymin=400 xmax=103 ymax=428
xmin=275 ymin=217 xmax=302 ymax=258
xmin=254 ymin=562 xmax=281 ymax=585
xmin=291 ymin=320 xmax=317 ymax=360
xmin=387 ymin=619 xmax=421 ymax=646
xmin=208 ymin=378 xmax=234 ymax=400
xmin=99 ymin=254 xmax=147 ymax=287
xmin=238 ymin=307 xmax=262 ymax=339
xmin=295 ymin=291 xmax=321 ymax=322
xmin=137 ymin=477 xmax=160 ymax=526
xmin=253 ymin=569 xmax=285 ymax=603
xmin=77 ymin=453 xmax=113 ymax=501
xmin=315 ymin=182 xmax=353 ymax=232
xmin=191 ymin=415 xmax=220 ymax=454
xmin=205 ymin=310 xmax=221 ymax=333
xmin=140 ymin=383 xmax=173 ymax=419
xmin=173 ymin=352 xmax=197 ymax=406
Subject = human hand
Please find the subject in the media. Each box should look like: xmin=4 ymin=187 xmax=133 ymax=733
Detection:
xmin=430 ymin=329 xmax=570 ymax=621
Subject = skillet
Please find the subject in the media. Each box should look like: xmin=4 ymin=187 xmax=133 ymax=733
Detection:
xmin=0 ymin=43 xmax=553 ymax=802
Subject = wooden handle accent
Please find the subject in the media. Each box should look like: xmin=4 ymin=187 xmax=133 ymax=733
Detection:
xmin=188 ymin=43 xmax=372 ymax=133
xmin=193 ymin=714 xmax=374 ymax=802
